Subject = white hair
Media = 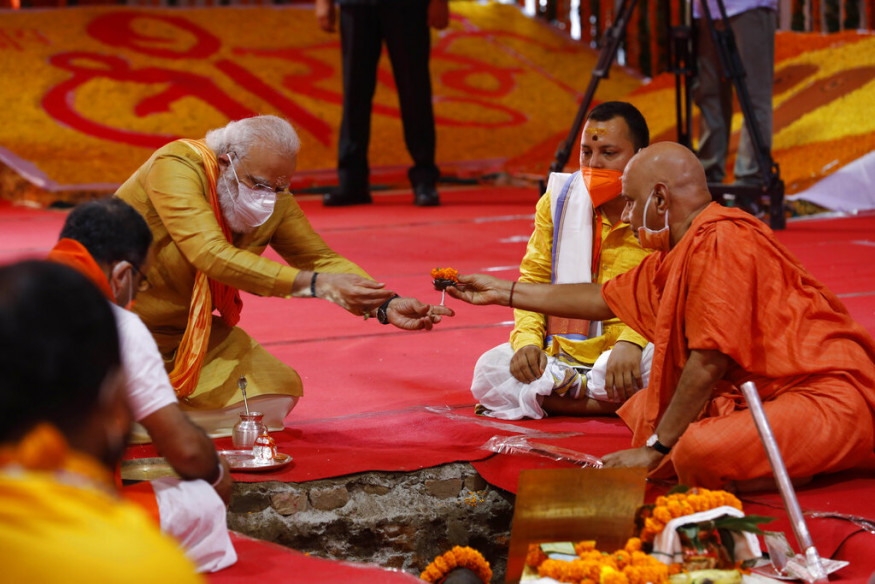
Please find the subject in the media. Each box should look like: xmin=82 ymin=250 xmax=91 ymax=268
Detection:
xmin=205 ymin=115 xmax=301 ymax=159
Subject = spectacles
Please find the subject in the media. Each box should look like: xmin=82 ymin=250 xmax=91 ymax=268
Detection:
xmin=231 ymin=153 xmax=287 ymax=195
xmin=131 ymin=264 xmax=152 ymax=293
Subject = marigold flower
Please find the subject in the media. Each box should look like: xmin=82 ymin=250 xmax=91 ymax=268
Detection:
xmin=538 ymin=558 xmax=570 ymax=580
xmin=652 ymin=506 xmax=672 ymax=524
xmin=576 ymin=540 xmax=598 ymax=554
xmin=431 ymin=267 xmax=459 ymax=281
xmin=420 ymin=546 xmax=491 ymax=584
xmin=526 ymin=543 xmax=548 ymax=568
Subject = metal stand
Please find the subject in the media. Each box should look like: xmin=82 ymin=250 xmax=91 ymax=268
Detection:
xmin=544 ymin=0 xmax=786 ymax=230
xmin=540 ymin=0 xmax=639 ymax=194
xmin=740 ymin=382 xmax=828 ymax=583
xmin=695 ymin=0 xmax=786 ymax=230
xmin=670 ymin=0 xmax=695 ymax=151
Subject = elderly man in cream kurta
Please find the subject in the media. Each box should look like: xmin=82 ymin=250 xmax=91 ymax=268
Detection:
xmin=116 ymin=115 xmax=450 ymax=435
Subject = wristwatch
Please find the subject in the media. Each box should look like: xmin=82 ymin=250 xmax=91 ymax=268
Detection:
xmin=376 ymin=294 xmax=401 ymax=325
xmin=646 ymin=433 xmax=671 ymax=455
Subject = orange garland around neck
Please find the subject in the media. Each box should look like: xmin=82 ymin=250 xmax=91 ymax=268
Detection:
xmin=170 ymin=139 xmax=243 ymax=399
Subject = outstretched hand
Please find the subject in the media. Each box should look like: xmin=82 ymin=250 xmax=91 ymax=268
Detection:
xmin=445 ymin=273 xmax=511 ymax=306
xmin=601 ymin=446 xmax=664 ymax=471
xmin=387 ymin=297 xmax=454 ymax=330
xmin=316 ymin=273 xmax=396 ymax=315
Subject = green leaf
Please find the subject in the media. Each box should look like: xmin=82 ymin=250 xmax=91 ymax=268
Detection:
xmin=677 ymin=524 xmax=704 ymax=550
xmin=713 ymin=515 xmax=775 ymax=535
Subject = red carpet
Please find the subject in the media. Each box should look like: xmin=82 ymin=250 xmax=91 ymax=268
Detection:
xmin=3 ymin=190 xmax=875 ymax=581
xmin=215 ymin=532 xmax=421 ymax=583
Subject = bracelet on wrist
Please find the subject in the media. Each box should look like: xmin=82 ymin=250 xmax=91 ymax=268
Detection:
xmin=210 ymin=461 xmax=225 ymax=488
xmin=310 ymin=272 xmax=319 ymax=298
xmin=377 ymin=294 xmax=401 ymax=325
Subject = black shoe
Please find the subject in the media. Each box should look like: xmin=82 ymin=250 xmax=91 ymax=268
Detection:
xmin=413 ymin=183 xmax=440 ymax=207
xmin=322 ymin=189 xmax=372 ymax=207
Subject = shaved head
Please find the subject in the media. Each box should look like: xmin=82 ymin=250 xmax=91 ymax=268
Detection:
xmin=625 ymin=142 xmax=709 ymax=203
xmin=621 ymin=142 xmax=714 ymax=248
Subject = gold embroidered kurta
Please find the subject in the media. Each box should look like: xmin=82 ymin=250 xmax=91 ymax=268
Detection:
xmin=116 ymin=140 xmax=370 ymax=408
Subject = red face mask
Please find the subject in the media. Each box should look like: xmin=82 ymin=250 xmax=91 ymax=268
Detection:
xmin=581 ymin=167 xmax=624 ymax=208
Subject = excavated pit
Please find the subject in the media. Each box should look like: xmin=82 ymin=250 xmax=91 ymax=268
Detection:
xmin=228 ymin=462 xmax=515 ymax=582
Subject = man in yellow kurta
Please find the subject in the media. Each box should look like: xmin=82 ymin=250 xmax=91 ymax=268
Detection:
xmin=0 ymin=261 xmax=201 ymax=583
xmin=116 ymin=115 xmax=450 ymax=434
xmin=471 ymin=102 xmax=652 ymax=419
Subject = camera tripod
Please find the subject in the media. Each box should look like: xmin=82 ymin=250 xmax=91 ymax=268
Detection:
xmin=545 ymin=0 xmax=786 ymax=230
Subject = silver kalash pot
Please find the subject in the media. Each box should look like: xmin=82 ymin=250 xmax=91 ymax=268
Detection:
xmin=232 ymin=411 xmax=266 ymax=450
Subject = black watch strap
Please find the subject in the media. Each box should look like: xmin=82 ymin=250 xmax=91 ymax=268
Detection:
xmin=651 ymin=439 xmax=671 ymax=455
xmin=376 ymin=294 xmax=401 ymax=325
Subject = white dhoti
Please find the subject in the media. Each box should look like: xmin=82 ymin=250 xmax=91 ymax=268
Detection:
xmin=470 ymin=342 xmax=654 ymax=420
xmin=152 ymin=478 xmax=238 ymax=573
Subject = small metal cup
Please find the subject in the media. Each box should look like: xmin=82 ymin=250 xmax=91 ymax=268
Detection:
xmin=232 ymin=411 xmax=266 ymax=450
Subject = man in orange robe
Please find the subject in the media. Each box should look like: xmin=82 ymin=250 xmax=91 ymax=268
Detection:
xmin=449 ymin=142 xmax=875 ymax=489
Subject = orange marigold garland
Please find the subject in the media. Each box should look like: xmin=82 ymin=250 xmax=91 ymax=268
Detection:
xmin=636 ymin=488 xmax=743 ymax=544
xmin=421 ymin=545 xmax=492 ymax=584
xmin=528 ymin=538 xmax=672 ymax=584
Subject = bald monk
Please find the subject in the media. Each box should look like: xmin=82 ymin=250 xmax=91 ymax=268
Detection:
xmin=448 ymin=142 xmax=875 ymax=489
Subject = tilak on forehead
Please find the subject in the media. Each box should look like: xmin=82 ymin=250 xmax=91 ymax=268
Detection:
xmin=589 ymin=127 xmax=608 ymax=141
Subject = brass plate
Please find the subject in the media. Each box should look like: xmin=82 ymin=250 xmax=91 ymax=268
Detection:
xmin=121 ymin=450 xmax=293 ymax=482
xmin=120 ymin=457 xmax=180 ymax=482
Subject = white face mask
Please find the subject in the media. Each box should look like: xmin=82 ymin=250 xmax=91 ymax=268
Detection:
xmin=637 ymin=190 xmax=671 ymax=252
xmin=224 ymin=153 xmax=277 ymax=230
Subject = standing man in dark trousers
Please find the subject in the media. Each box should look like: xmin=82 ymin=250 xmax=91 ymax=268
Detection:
xmin=316 ymin=0 xmax=448 ymax=207
xmin=692 ymin=0 xmax=776 ymax=186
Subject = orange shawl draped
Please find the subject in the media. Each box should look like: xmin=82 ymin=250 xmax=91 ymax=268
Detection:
xmin=47 ymin=238 xmax=114 ymax=301
xmin=170 ymin=139 xmax=243 ymax=399
xmin=603 ymin=203 xmax=875 ymax=446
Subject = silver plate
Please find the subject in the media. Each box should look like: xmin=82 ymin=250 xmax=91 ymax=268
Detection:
xmin=218 ymin=449 xmax=293 ymax=472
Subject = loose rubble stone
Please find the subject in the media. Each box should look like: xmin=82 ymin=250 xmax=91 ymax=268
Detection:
xmin=464 ymin=474 xmax=488 ymax=491
xmin=310 ymin=485 xmax=350 ymax=511
xmin=426 ymin=477 xmax=463 ymax=499
xmin=271 ymin=491 xmax=309 ymax=516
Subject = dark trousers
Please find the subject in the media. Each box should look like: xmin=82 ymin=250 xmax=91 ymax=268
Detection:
xmin=692 ymin=8 xmax=776 ymax=184
xmin=338 ymin=0 xmax=440 ymax=194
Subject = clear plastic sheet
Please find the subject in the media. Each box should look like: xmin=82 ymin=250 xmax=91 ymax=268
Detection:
xmin=805 ymin=511 xmax=875 ymax=533
xmin=480 ymin=434 xmax=603 ymax=468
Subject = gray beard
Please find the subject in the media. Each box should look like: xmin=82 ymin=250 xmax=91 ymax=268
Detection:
xmin=217 ymin=172 xmax=252 ymax=234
